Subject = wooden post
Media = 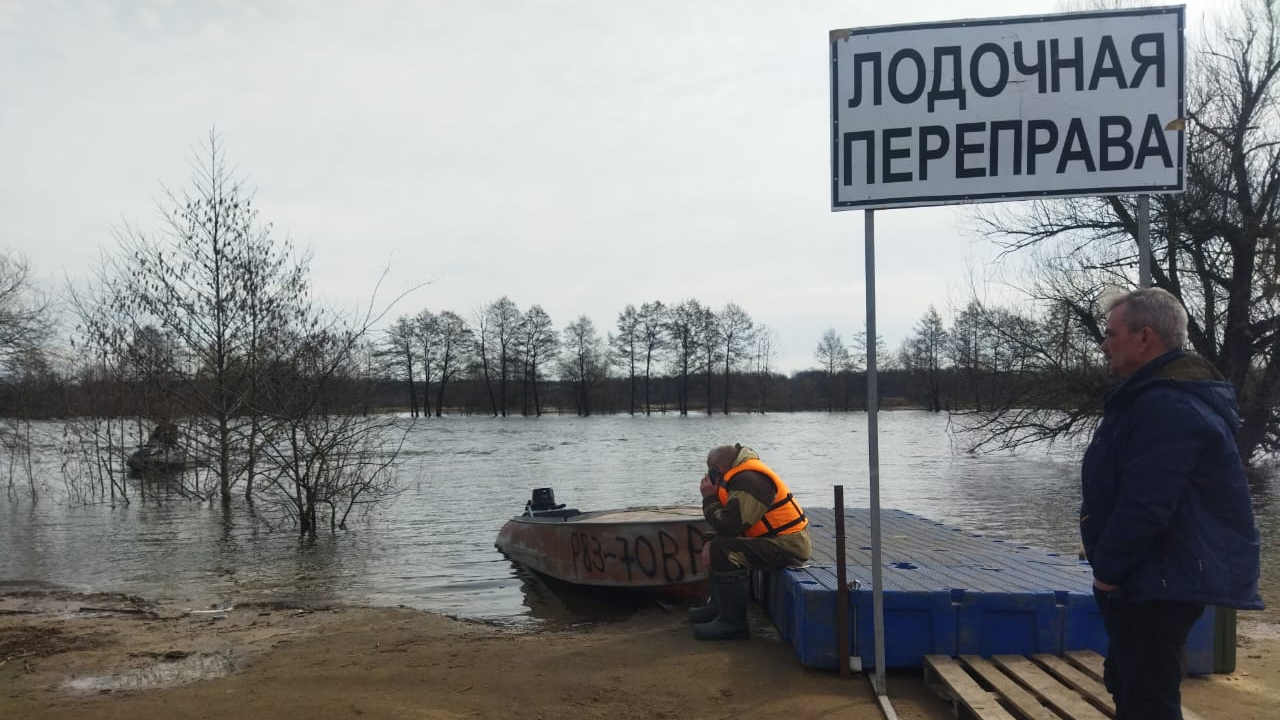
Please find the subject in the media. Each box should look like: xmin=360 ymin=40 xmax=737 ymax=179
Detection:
xmin=835 ymin=485 xmax=850 ymax=677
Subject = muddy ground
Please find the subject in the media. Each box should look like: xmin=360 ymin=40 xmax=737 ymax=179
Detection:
xmin=0 ymin=592 xmax=1275 ymax=719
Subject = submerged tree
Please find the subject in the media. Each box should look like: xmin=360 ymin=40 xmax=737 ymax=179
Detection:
xmin=637 ymin=301 xmax=668 ymax=415
xmin=559 ymin=316 xmax=607 ymax=416
xmin=814 ymin=329 xmax=852 ymax=413
xmin=748 ymin=325 xmax=781 ymax=413
xmin=666 ymin=300 xmax=703 ymax=415
xmin=414 ymin=310 xmax=437 ymax=417
xmin=717 ymin=303 xmax=753 ymax=414
xmin=947 ymin=273 xmax=1113 ymax=452
xmin=0 ymin=253 xmax=55 ymax=501
xmin=612 ymin=304 xmax=642 ymax=415
xmin=431 ymin=310 xmax=472 ymax=417
xmin=72 ymin=131 xmax=405 ymax=526
xmin=253 ymin=315 xmax=404 ymax=537
xmin=899 ymin=307 xmax=948 ymax=412
xmin=81 ymin=132 xmax=312 ymax=504
xmin=470 ymin=306 xmax=498 ymax=416
xmin=948 ymin=302 xmax=989 ymax=411
xmin=0 ymin=252 xmax=53 ymax=376
xmin=381 ymin=316 xmax=419 ymax=418
xmin=518 ymin=305 xmax=557 ymax=416
xmin=486 ymin=296 xmax=521 ymax=417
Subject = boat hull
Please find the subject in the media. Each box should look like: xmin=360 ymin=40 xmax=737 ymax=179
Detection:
xmin=126 ymin=444 xmax=190 ymax=473
xmin=496 ymin=506 xmax=712 ymax=600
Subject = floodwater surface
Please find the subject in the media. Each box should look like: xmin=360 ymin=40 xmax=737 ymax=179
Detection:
xmin=2 ymin=412 xmax=1275 ymax=625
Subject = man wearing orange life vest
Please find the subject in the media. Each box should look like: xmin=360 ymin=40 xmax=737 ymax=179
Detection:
xmin=688 ymin=443 xmax=811 ymax=640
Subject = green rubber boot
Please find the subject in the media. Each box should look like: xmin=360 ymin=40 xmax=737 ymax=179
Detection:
xmin=693 ymin=570 xmax=749 ymax=641
xmin=686 ymin=585 xmax=719 ymax=623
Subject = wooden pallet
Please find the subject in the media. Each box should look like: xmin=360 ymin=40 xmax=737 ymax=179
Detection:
xmin=923 ymin=651 xmax=1205 ymax=720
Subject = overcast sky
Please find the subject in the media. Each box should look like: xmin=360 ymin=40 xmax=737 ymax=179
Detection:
xmin=1 ymin=1 xmax=1222 ymax=374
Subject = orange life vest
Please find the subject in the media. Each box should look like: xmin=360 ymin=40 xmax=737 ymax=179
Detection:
xmin=715 ymin=458 xmax=807 ymax=538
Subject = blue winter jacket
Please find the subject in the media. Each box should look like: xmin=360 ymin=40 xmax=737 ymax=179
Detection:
xmin=1080 ymin=349 xmax=1263 ymax=609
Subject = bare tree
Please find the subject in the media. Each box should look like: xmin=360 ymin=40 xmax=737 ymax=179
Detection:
xmin=697 ymin=304 xmax=720 ymax=415
xmin=432 ymin=311 xmax=472 ymax=416
xmin=65 ymin=132 xmax=410 ymax=525
xmin=666 ymin=300 xmax=704 ymax=415
xmin=518 ymin=305 xmax=558 ymax=416
xmin=948 ymin=291 xmax=1112 ymax=453
xmin=235 ymin=225 xmax=310 ymax=501
xmin=0 ymin=252 xmax=53 ymax=374
xmin=972 ymin=0 xmax=1280 ymax=460
xmin=470 ymin=307 xmax=498 ymax=416
xmin=841 ymin=325 xmax=892 ymax=411
xmin=485 ymin=297 xmax=521 ymax=417
xmin=611 ymin=304 xmax=642 ymax=415
xmin=717 ymin=303 xmax=754 ymax=414
xmin=414 ymin=310 xmax=437 ymax=417
xmin=638 ymin=301 xmax=668 ymax=415
xmin=82 ymin=132 xmax=312 ymax=505
xmin=948 ymin=302 xmax=988 ymax=410
xmin=899 ymin=307 xmax=948 ymax=412
xmin=849 ymin=326 xmax=890 ymax=370
xmin=253 ymin=318 xmax=404 ymax=538
xmin=0 ymin=251 xmax=57 ymax=501
xmin=750 ymin=325 xmax=780 ymax=413
xmin=381 ymin=316 xmax=419 ymax=417
xmin=559 ymin=316 xmax=607 ymax=416
xmin=814 ymin=328 xmax=852 ymax=412
xmin=2 ymin=348 xmax=56 ymax=501
xmin=66 ymin=273 xmax=145 ymax=505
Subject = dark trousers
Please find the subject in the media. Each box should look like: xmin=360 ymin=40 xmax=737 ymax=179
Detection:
xmin=707 ymin=536 xmax=802 ymax=572
xmin=1094 ymin=588 xmax=1204 ymax=720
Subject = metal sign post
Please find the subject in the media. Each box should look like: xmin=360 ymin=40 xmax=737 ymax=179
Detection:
xmin=864 ymin=209 xmax=887 ymax=694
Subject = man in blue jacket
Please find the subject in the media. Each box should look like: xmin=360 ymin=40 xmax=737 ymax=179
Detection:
xmin=1082 ymin=287 xmax=1263 ymax=720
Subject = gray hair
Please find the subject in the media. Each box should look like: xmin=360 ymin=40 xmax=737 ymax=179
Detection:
xmin=1102 ymin=287 xmax=1188 ymax=348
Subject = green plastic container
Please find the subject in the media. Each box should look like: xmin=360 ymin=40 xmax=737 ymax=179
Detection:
xmin=1213 ymin=606 xmax=1237 ymax=674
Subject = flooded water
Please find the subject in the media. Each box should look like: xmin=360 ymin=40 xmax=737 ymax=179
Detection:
xmin=62 ymin=651 xmax=240 ymax=693
xmin=2 ymin=412 xmax=1276 ymax=625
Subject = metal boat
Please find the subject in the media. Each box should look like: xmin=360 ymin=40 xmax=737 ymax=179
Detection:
xmin=126 ymin=442 xmax=189 ymax=473
xmin=496 ymin=488 xmax=712 ymax=600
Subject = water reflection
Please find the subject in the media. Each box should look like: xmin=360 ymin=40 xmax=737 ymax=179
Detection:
xmin=1247 ymin=467 xmax=1276 ymax=511
xmin=506 ymin=564 xmax=654 ymax=627
xmin=2 ymin=412 xmax=1276 ymax=625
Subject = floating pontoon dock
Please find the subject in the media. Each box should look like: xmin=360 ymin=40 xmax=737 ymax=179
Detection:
xmin=754 ymin=508 xmax=1221 ymax=675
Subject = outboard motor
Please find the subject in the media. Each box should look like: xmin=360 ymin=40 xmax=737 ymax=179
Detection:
xmin=529 ymin=487 xmax=563 ymax=511
xmin=523 ymin=487 xmax=579 ymax=518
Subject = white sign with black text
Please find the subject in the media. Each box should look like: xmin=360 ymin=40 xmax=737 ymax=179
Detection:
xmin=830 ymin=6 xmax=1185 ymax=210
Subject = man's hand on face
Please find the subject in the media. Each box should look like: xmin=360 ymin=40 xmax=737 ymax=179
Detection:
xmin=699 ymin=473 xmax=716 ymax=498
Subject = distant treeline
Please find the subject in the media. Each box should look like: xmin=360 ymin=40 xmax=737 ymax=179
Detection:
xmin=357 ymin=366 xmax=1089 ymax=417
xmin=0 ymin=361 xmax=1095 ymax=420
xmin=354 ymin=292 xmax=1126 ymax=421
xmin=0 ymin=288 xmax=1118 ymax=422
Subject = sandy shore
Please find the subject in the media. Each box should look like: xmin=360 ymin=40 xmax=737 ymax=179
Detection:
xmin=1 ymin=592 xmax=1276 ymax=719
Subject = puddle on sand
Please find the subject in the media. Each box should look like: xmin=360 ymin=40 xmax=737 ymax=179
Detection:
xmin=1240 ymin=620 xmax=1280 ymax=642
xmin=62 ymin=651 xmax=240 ymax=693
